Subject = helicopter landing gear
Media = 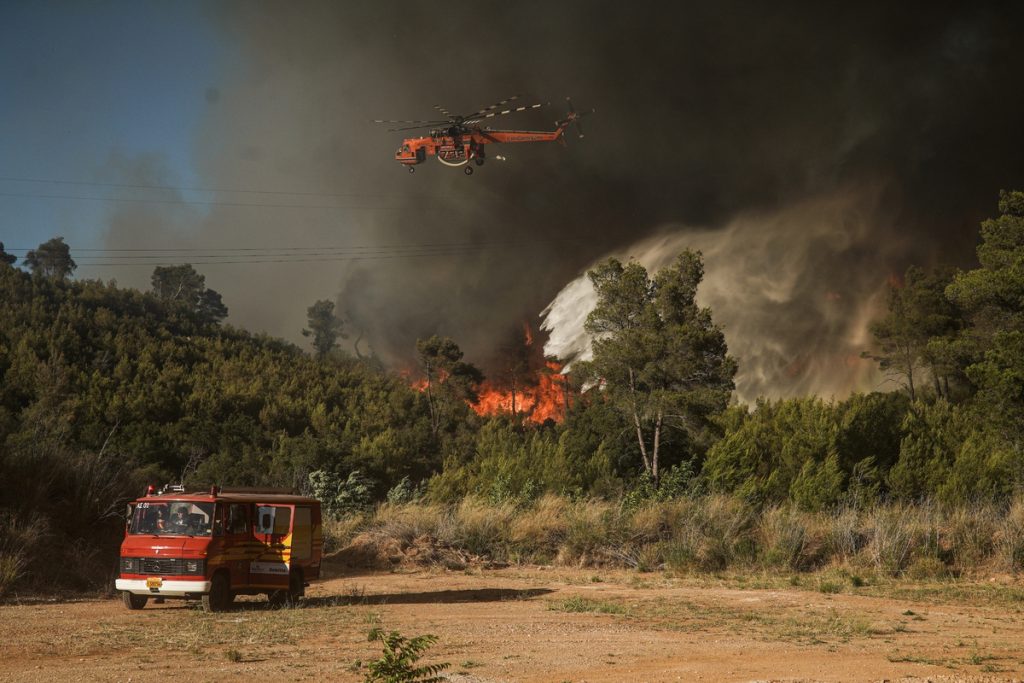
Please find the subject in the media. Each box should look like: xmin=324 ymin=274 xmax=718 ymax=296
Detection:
xmin=408 ymin=166 xmax=416 ymax=174
xmin=464 ymin=166 xmax=474 ymax=175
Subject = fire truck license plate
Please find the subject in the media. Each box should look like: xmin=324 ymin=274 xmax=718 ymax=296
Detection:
xmin=146 ymin=577 xmax=162 ymax=589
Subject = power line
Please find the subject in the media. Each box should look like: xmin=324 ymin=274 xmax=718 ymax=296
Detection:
xmin=4 ymin=239 xmax=576 ymax=255
xmin=0 ymin=189 xmax=440 ymax=211
xmin=5 ymin=238 xmax=582 ymax=267
xmin=70 ymin=250 xmax=518 ymax=267
xmin=0 ymin=174 xmax=431 ymax=200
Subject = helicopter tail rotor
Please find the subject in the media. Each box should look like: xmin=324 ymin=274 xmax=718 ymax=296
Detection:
xmin=559 ymin=98 xmax=594 ymax=139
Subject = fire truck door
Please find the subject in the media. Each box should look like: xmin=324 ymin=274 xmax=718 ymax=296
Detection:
xmin=251 ymin=505 xmax=291 ymax=589
xmin=223 ymin=503 xmax=253 ymax=589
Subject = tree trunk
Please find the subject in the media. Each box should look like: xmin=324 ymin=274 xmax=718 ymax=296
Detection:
xmin=510 ymin=375 xmax=517 ymax=417
xmin=424 ymin=371 xmax=440 ymax=436
xmin=652 ymin=408 xmax=663 ymax=487
xmin=628 ymin=368 xmax=651 ymax=475
xmin=904 ymin=345 xmax=916 ymax=402
xmin=931 ymin=370 xmax=943 ymax=399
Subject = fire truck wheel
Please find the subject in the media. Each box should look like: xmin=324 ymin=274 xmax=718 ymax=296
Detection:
xmin=269 ymin=569 xmax=303 ymax=607
xmin=202 ymin=573 xmax=231 ymax=612
xmin=288 ymin=569 xmax=304 ymax=603
xmin=121 ymin=591 xmax=148 ymax=610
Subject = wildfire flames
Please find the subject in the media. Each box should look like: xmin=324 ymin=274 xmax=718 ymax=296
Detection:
xmin=407 ymin=325 xmax=570 ymax=424
xmin=471 ymin=360 xmax=568 ymax=423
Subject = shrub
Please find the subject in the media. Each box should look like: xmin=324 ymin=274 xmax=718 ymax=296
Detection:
xmin=759 ymin=506 xmax=808 ymax=570
xmin=866 ymin=505 xmax=919 ymax=575
xmin=558 ymin=500 xmax=624 ymax=565
xmin=448 ymin=497 xmax=514 ymax=558
xmin=508 ymin=495 xmax=569 ymax=560
xmin=825 ymin=505 xmax=864 ymax=562
xmin=996 ymin=497 xmax=1024 ymax=573
xmin=664 ymin=495 xmax=755 ymax=572
xmin=905 ymin=556 xmax=949 ymax=580
xmin=362 ymin=628 xmax=449 ymax=683
xmin=0 ymin=512 xmax=49 ymax=596
xmin=309 ymin=469 xmax=375 ymax=519
xmin=948 ymin=505 xmax=998 ymax=572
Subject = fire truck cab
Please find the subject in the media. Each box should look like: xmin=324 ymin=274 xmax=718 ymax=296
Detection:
xmin=116 ymin=486 xmax=322 ymax=612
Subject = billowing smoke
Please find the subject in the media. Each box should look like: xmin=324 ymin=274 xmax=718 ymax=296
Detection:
xmin=542 ymin=185 xmax=895 ymax=401
xmin=95 ymin=2 xmax=1024 ymax=396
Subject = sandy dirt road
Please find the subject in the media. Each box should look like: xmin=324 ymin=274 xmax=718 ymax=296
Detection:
xmin=1 ymin=567 xmax=1022 ymax=682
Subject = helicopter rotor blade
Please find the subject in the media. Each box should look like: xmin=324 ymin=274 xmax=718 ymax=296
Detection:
xmin=373 ymin=119 xmax=447 ymax=125
xmin=385 ymin=121 xmax=451 ymax=132
xmin=476 ymin=102 xmax=547 ymax=123
xmin=462 ymin=95 xmax=522 ymax=120
xmin=433 ymin=105 xmax=453 ymax=119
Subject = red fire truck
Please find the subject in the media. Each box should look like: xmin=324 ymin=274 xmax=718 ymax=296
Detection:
xmin=116 ymin=485 xmax=323 ymax=611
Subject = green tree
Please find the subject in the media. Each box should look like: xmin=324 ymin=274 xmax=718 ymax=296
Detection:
xmin=151 ymin=264 xmax=228 ymax=325
xmin=302 ymin=299 xmax=346 ymax=360
xmin=946 ymin=190 xmax=1024 ymax=432
xmin=864 ymin=265 xmax=963 ymax=401
xmin=577 ymin=251 xmax=736 ymax=485
xmin=23 ymin=237 xmax=76 ymax=279
xmin=0 ymin=242 xmax=15 ymax=266
xmin=415 ymin=335 xmax=482 ymax=437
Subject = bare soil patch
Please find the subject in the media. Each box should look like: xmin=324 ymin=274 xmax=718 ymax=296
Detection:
xmin=2 ymin=566 xmax=1023 ymax=682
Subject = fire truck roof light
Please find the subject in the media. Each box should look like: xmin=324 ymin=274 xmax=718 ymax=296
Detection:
xmin=146 ymin=485 xmax=155 ymax=496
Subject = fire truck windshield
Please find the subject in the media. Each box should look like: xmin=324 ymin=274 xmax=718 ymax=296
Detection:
xmin=129 ymin=501 xmax=214 ymax=536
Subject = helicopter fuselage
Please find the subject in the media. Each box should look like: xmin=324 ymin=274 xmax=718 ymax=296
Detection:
xmin=394 ymin=126 xmax=567 ymax=168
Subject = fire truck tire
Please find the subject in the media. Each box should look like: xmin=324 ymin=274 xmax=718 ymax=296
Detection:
xmin=121 ymin=591 xmax=148 ymax=610
xmin=269 ymin=569 xmax=303 ymax=607
xmin=288 ymin=569 xmax=304 ymax=602
xmin=202 ymin=573 xmax=231 ymax=612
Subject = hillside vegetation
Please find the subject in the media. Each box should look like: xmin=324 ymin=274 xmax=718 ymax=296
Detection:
xmin=0 ymin=191 xmax=1022 ymax=594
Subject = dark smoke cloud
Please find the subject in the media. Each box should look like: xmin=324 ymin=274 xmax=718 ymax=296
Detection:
xmin=103 ymin=2 xmax=1024 ymax=390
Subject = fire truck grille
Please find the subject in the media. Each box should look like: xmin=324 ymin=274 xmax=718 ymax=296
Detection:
xmin=141 ymin=558 xmax=185 ymax=574
xmin=123 ymin=557 xmax=205 ymax=575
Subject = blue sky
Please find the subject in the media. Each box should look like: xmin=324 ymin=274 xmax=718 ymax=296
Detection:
xmin=0 ymin=1 xmax=224 ymax=257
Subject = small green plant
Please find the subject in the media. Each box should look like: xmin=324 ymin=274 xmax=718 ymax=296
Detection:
xmin=549 ymin=596 xmax=627 ymax=614
xmin=362 ymin=628 xmax=450 ymax=683
xmin=225 ymin=649 xmax=242 ymax=663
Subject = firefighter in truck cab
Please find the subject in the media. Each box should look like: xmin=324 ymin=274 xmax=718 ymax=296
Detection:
xmin=117 ymin=485 xmax=323 ymax=611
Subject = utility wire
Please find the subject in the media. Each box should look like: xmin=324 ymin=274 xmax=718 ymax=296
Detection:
xmin=5 ymin=238 xmax=581 ymax=267
xmin=4 ymin=239 xmax=577 ymax=255
xmin=0 ymin=189 xmax=441 ymax=211
xmin=0 ymin=175 xmax=434 ymax=200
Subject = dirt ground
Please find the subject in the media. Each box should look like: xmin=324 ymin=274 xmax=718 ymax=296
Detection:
xmin=2 ymin=565 xmax=1023 ymax=683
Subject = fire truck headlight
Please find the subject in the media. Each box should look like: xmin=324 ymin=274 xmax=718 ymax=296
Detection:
xmin=120 ymin=558 xmax=137 ymax=574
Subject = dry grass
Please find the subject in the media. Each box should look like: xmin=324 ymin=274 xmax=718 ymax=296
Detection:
xmin=0 ymin=512 xmax=49 ymax=597
xmin=325 ymin=494 xmax=1024 ymax=581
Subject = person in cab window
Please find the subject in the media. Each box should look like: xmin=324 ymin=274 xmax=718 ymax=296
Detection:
xmin=170 ymin=506 xmax=189 ymax=532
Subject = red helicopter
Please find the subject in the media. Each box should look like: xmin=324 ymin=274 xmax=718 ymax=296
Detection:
xmin=375 ymin=96 xmax=591 ymax=174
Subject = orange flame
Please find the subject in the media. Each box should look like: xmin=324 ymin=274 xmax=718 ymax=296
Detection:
xmin=406 ymin=324 xmax=568 ymax=424
xmin=470 ymin=360 xmax=568 ymax=423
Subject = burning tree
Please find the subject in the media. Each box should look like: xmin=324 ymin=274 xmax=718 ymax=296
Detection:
xmin=576 ymin=250 xmax=736 ymax=486
xmin=416 ymin=336 xmax=483 ymax=436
